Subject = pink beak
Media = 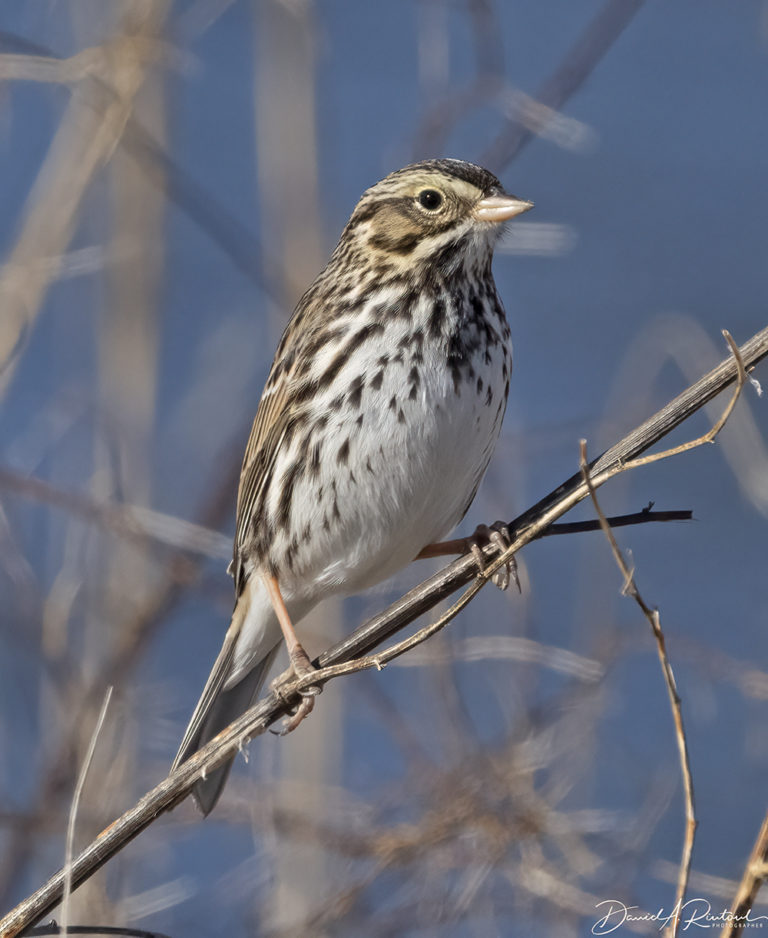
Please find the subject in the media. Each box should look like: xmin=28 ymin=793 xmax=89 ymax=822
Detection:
xmin=473 ymin=195 xmax=534 ymax=223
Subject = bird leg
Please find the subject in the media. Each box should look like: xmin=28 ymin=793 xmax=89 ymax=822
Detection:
xmin=262 ymin=572 xmax=322 ymax=735
xmin=416 ymin=521 xmax=520 ymax=592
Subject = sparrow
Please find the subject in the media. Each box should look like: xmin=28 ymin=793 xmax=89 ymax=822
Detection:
xmin=173 ymin=158 xmax=532 ymax=814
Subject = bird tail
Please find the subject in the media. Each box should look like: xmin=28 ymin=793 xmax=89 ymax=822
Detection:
xmin=172 ymin=578 xmax=282 ymax=816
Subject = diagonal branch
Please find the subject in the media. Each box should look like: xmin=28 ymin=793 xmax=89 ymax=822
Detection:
xmin=723 ymin=809 xmax=768 ymax=937
xmin=482 ymin=0 xmax=647 ymax=170
xmin=1 ymin=324 xmax=767 ymax=937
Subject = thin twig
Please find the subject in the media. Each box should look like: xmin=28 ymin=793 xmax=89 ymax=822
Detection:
xmin=0 ymin=30 xmax=290 ymax=306
xmin=624 ymin=331 xmax=747 ymax=468
xmin=566 ymin=335 xmax=744 ymax=938
xmin=0 ymin=327 xmax=766 ymax=936
xmin=482 ymin=0 xmax=647 ymax=170
xmin=544 ymin=508 xmax=692 ymax=536
xmin=0 ymin=467 xmax=230 ymax=560
xmin=415 ymin=507 xmax=690 ymax=558
xmin=580 ymin=442 xmax=697 ymax=938
xmin=60 ymin=687 xmax=113 ymax=934
xmin=723 ymin=810 xmax=768 ymax=937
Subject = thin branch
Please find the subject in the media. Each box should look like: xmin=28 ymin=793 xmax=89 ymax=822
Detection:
xmin=0 ymin=31 xmax=290 ymax=306
xmin=723 ymin=810 xmax=768 ymax=938
xmin=534 ymin=334 xmax=745 ymax=937
xmin=544 ymin=508 xmax=692 ymax=535
xmin=580 ymin=442 xmax=697 ymax=938
xmin=60 ymin=687 xmax=113 ymax=933
xmin=1 ymin=325 xmax=766 ymax=936
xmin=624 ymin=330 xmax=747 ymax=468
xmin=0 ymin=466 xmax=230 ymax=560
xmin=482 ymin=0 xmax=647 ymax=170
xmin=0 ymin=12 xmax=170 ymax=398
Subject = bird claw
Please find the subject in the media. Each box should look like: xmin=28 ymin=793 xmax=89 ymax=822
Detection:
xmin=275 ymin=693 xmax=317 ymax=735
xmin=269 ymin=645 xmax=323 ymax=735
xmin=466 ymin=522 xmax=520 ymax=593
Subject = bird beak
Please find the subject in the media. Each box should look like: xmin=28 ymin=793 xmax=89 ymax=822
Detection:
xmin=473 ymin=195 xmax=534 ymax=223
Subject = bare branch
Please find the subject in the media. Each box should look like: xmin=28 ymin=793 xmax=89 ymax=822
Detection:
xmin=573 ymin=334 xmax=747 ymax=938
xmin=723 ymin=811 xmax=768 ymax=937
xmin=483 ymin=0 xmax=647 ymax=170
xmin=544 ymin=507 xmax=692 ymax=536
xmin=580 ymin=442 xmax=697 ymax=938
xmin=624 ymin=331 xmax=747 ymax=468
xmin=0 ymin=466 xmax=230 ymax=560
xmin=0 ymin=30 xmax=290 ymax=306
xmin=61 ymin=688 xmax=113 ymax=932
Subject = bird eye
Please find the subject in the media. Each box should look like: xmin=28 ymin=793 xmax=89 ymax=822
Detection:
xmin=417 ymin=189 xmax=444 ymax=211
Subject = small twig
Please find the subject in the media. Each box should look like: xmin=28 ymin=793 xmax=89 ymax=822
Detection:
xmin=0 ymin=31 xmax=290 ymax=306
xmin=568 ymin=334 xmax=746 ymax=938
xmin=0 ymin=466 xmax=231 ymax=560
xmin=416 ymin=507 xmax=692 ymax=558
xmin=723 ymin=810 xmax=768 ymax=938
xmin=580 ymin=443 xmax=696 ymax=938
xmin=624 ymin=331 xmax=747 ymax=469
xmin=60 ymin=686 xmax=112 ymax=934
xmin=543 ymin=507 xmax=692 ymax=536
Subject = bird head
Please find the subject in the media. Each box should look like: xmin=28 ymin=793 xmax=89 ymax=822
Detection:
xmin=342 ymin=158 xmax=533 ymax=275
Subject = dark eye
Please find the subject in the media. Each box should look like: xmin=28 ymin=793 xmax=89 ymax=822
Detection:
xmin=417 ymin=189 xmax=443 ymax=211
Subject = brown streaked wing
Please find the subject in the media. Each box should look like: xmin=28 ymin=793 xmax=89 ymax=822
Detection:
xmin=232 ymin=364 xmax=295 ymax=589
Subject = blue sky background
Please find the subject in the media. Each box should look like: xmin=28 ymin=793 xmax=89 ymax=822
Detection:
xmin=1 ymin=2 xmax=767 ymax=936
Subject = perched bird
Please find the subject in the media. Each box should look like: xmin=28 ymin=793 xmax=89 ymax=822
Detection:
xmin=173 ymin=158 xmax=532 ymax=814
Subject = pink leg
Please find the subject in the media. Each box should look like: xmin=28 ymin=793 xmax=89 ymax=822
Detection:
xmin=262 ymin=572 xmax=321 ymax=734
xmin=416 ymin=522 xmax=519 ymax=592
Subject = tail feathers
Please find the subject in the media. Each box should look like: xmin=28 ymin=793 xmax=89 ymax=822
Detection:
xmin=182 ymin=646 xmax=278 ymax=816
xmin=172 ymin=596 xmax=280 ymax=815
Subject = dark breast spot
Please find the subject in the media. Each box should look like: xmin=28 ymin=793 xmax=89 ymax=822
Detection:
xmin=447 ymin=355 xmax=463 ymax=395
xmin=309 ymin=441 xmax=322 ymax=476
xmin=277 ymin=461 xmax=302 ymax=527
xmin=316 ymin=322 xmax=385 ymax=391
xmin=428 ymin=298 xmax=446 ymax=338
xmin=347 ymin=374 xmax=364 ymax=410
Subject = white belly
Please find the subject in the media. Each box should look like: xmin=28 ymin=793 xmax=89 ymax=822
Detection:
xmin=272 ymin=324 xmax=511 ymax=602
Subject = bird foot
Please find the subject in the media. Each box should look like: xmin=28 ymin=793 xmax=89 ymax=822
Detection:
xmin=466 ymin=522 xmax=520 ymax=593
xmin=270 ymin=644 xmax=322 ymax=736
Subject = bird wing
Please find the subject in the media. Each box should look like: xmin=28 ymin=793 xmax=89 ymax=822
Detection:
xmin=232 ymin=364 xmax=295 ymax=589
